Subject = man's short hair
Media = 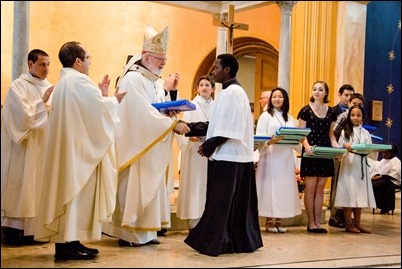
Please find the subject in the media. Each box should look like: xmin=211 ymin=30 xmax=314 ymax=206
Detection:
xmin=339 ymin=84 xmax=355 ymax=94
xmin=28 ymin=49 xmax=48 ymax=63
xmin=349 ymin=93 xmax=365 ymax=105
xmin=217 ymin=54 xmax=239 ymax=78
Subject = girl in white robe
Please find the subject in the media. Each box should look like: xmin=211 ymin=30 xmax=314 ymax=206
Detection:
xmin=334 ymin=105 xmax=376 ymax=234
xmin=255 ymin=87 xmax=301 ymax=233
xmin=176 ymin=75 xmax=214 ymax=229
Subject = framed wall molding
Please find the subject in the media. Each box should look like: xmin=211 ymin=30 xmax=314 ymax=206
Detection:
xmin=371 ymin=100 xmax=383 ymax=121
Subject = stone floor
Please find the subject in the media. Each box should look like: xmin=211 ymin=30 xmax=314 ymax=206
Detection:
xmin=2 ymin=190 xmax=400 ymax=268
xmin=1 ymin=205 xmax=401 ymax=268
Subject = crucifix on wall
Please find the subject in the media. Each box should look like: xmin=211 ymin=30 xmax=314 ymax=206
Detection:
xmin=213 ymin=5 xmax=249 ymax=54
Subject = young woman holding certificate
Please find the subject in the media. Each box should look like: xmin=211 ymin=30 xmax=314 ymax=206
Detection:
xmin=255 ymin=87 xmax=302 ymax=233
xmin=297 ymin=81 xmax=339 ymax=234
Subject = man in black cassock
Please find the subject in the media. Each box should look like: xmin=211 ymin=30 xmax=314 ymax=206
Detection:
xmin=183 ymin=54 xmax=263 ymax=256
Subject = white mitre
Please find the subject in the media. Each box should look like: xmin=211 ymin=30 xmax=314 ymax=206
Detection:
xmin=142 ymin=24 xmax=169 ymax=54
xmin=117 ymin=25 xmax=169 ymax=88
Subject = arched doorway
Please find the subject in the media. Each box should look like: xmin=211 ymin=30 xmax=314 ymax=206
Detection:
xmin=192 ymin=36 xmax=278 ymax=120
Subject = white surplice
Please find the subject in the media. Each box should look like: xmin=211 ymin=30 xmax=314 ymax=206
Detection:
xmin=372 ymin=157 xmax=401 ymax=186
xmin=102 ymin=65 xmax=176 ymax=244
xmin=207 ymin=84 xmax=254 ymax=162
xmin=255 ymin=109 xmax=302 ymax=218
xmin=334 ymin=125 xmax=377 ymax=208
xmin=34 ymin=68 xmax=119 ymax=242
xmin=1 ymin=73 xmax=52 ymax=235
xmin=176 ymin=95 xmax=214 ymax=222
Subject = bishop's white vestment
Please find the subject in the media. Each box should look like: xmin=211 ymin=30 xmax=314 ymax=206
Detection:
xmin=102 ymin=64 xmax=177 ymax=244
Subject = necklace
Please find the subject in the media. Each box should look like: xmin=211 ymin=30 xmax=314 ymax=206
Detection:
xmin=353 ymin=126 xmax=362 ymax=143
xmin=274 ymin=110 xmax=286 ymax=127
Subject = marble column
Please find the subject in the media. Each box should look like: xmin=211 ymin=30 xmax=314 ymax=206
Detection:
xmin=216 ymin=26 xmax=227 ymax=57
xmin=334 ymin=1 xmax=369 ymax=93
xmin=215 ymin=13 xmax=229 ymax=95
xmin=276 ymin=1 xmax=297 ymax=94
xmin=12 ymin=1 xmax=29 ymax=80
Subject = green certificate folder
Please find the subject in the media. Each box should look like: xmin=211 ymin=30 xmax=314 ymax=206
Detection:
xmin=303 ymin=146 xmax=347 ymax=159
xmin=351 ymin=143 xmax=392 ymax=154
xmin=274 ymin=127 xmax=311 ymax=144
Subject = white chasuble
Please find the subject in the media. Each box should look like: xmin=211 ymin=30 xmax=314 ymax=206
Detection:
xmin=35 ymin=68 xmax=119 ymax=242
xmin=103 ymin=69 xmax=176 ymax=242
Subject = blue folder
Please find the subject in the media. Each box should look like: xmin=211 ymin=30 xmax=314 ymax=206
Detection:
xmin=371 ymin=134 xmax=384 ymax=142
xmin=254 ymin=135 xmax=271 ymax=144
xmin=151 ymin=99 xmax=196 ymax=114
xmin=362 ymin=125 xmax=378 ymax=133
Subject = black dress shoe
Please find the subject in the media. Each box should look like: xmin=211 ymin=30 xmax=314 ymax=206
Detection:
xmin=54 ymin=243 xmax=96 ymax=261
xmin=71 ymin=241 xmax=99 ymax=254
xmin=307 ymin=227 xmax=321 ymax=233
xmin=328 ymin=218 xmax=346 ymax=228
xmin=118 ymin=239 xmax=141 ymax=247
xmin=380 ymin=209 xmax=390 ymax=215
xmin=3 ymin=227 xmax=24 ymax=246
xmin=317 ymin=228 xmax=328 ymax=233
xmin=22 ymin=236 xmax=49 ymax=245
xmin=54 ymin=249 xmax=96 ymax=261
xmin=157 ymin=228 xmax=167 ymax=236
xmin=144 ymin=239 xmax=160 ymax=245
xmin=118 ymin=239 xmax=160 ymax=247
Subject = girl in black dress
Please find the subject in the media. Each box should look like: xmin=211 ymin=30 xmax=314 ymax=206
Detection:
xmin=297 ymin=80 xmax=340 ymax=233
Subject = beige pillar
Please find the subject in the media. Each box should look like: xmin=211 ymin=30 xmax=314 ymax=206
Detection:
xmin=216 ymin=26 xmax=227 ymax=57
xmin=335 ymin=1 xmax=369 ymax=94
xmin=276 ymin=1 xmax=297 ymax=94
xmin=215 ymin=13 xmax=228 ymax=95
xmin=12 ymin=1 xmax=29 ymax=80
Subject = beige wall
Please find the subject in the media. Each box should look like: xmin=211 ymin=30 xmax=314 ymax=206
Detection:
xmin=1 ymin=1 xmax=282 ymax=180
xmin=1 ymin=2 xmax=368 ymax=110
xmin=1 ymin=2 xmax=368 ymax=180
xmin=1 ymin=1 xmax=281 ymax=104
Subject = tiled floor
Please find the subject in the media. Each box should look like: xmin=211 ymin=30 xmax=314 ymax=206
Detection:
xmin=1 ymin=207 xmax=401 ymax=268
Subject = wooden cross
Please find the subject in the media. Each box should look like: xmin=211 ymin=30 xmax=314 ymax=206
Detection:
xmin=213 ymin=5 xmax=249 ymax=54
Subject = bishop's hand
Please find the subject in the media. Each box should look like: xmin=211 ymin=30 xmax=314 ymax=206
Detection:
xmin=164 ymin=72 xmax=180 ymax=91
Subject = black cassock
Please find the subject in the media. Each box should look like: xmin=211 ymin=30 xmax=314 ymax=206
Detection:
xmin=184 ymin=159 xmax=263 ymax=256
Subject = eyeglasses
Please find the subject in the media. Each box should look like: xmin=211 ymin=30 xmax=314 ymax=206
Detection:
xmin=83 ymin=56 xmax=91 ymax=61
xmin=150 ymin=54 xmax=167 ymax=62
xmin=259 ymin=97 xmax=268 ymax=100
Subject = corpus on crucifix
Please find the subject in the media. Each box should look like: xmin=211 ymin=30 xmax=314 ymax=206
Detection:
xmin=213 ymin=5 xmax=249 ymax=54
